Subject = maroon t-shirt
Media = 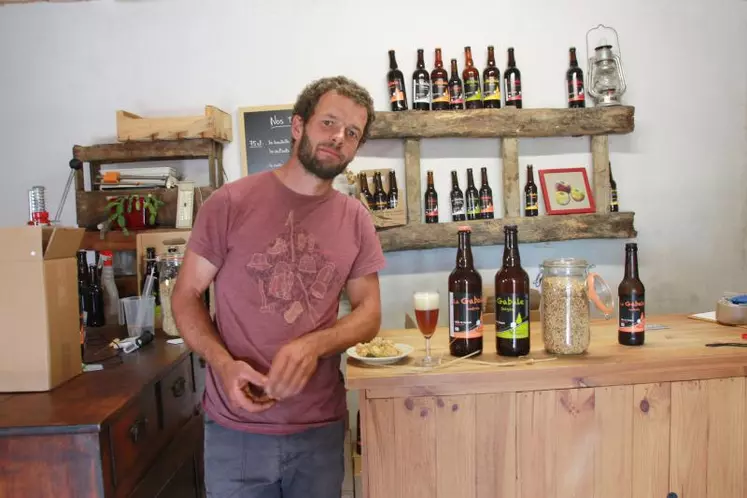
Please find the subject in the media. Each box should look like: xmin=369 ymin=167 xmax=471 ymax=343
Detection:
xmin=187 ymin=170 xmax=386 ymax=435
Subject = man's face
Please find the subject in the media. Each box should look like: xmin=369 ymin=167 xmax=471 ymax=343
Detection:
xmin=293 ymin=91 xmax=368 ymax=180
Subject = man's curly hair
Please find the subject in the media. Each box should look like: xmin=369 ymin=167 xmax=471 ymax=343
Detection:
xmin=291 ymin=76 xmax=375 ymax=147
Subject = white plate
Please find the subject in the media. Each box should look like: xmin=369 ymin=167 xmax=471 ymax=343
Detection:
xmin=346 ymin=343 xmax=414 ymax=365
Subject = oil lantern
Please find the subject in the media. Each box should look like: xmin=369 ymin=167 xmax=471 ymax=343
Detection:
xmin=585 ymin=24 xmax=627 ymax=106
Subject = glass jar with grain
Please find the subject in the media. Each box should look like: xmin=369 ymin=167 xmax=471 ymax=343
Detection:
xmin=535 ymin=258 xmax=613 ymax=355
xmin=157 ymin=246 xmax=184 ymax=337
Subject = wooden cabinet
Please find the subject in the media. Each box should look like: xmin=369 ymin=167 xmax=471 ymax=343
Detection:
xmin=349 ymin=315 xmax=747 ymax=498
xmin=0 ymin=330 xmax=206 ymax=498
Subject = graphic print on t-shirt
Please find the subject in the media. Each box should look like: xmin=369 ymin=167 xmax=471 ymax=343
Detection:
xmin=246 ymin=211 xmax=340 ymax=325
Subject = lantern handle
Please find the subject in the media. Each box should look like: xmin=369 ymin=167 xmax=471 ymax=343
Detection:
xmin=585 ymin=23 xmax=623 ymax=58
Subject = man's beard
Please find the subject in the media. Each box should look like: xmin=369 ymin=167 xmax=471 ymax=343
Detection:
xmin=297 ymin=131 xmax=351 ymax=180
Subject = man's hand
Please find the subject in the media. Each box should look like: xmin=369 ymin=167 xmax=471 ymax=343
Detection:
xmin=215 ymin=359 xmax=276 ymax=413
xmin=265 ymin=337 xmax=320 ymax=400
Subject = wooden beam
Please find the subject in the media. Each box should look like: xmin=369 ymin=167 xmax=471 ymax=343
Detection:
xmin=376 ymin=212 xmax=636 ymax=252
xmin=591 ymin=136 xmax=611 ymax=214
xmin=369 ymin=106 xmax=635 ymax=139
xmin=501 ymin=138 xmax=520 ymax=217
xmin=73 ymin=139 xmax=216 ymax=164
xmin=404 ymin=139 xmax=421 ymax=224
xmin=75 ymin=186 xmax=215 ymax=229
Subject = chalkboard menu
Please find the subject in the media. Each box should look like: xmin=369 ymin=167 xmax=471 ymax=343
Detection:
xmin=238 ymin=105 xmax=294 ymax=176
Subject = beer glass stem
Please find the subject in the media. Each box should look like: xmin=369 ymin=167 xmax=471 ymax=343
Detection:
xmin=425 ymin=337 xmax=432 ymax=361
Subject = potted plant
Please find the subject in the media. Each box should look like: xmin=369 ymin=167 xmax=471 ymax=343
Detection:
xmin=102 ymin=193 xmax=165 ymax=235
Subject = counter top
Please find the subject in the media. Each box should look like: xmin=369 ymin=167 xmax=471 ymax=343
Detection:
xmin=0 ymin=329 xmax=192 ymax=435
xmin=346 ymin=314 xmax=747 ymax=397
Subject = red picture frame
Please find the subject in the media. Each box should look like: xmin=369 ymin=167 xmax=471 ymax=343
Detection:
xmin=538 ymin=167 xmax=596 ymax=215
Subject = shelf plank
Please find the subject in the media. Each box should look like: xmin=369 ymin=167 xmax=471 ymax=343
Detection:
xmin=73 ymin=138 xmax=217 ymax=164
xmin=79 ymin=228 xmax=191 ymax=252
xmin=369 ymin=106 xmax=634 ymax=139
xmin=376 ymin=212 xmax=636 ymax=252
xmin=75 ymin=186 xmax=215 ymax=230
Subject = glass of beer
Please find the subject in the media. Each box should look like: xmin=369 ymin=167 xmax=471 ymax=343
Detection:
xmin=413 ymin=290 xmax=441 ymax=367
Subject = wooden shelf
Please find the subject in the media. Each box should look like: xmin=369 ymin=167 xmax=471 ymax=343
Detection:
xmin=75 ymin=186 xmax=215 ymax=230
xmin=80 ymin=228 xmax=192 ymax=252
xmin=73 ymin=138 xmax=219 ymax=164
xmin=377 ymin=212 xmax=635 ymax=252
xmin=369 ymin=106 xmax=634 ymax=139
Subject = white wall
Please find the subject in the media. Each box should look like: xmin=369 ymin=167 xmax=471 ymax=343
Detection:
xmin=1 ymin=0 xmax=746 ymax=330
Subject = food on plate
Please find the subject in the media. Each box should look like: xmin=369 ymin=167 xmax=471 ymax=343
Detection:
xmin=354 ymin=337 xmax=401 ymax=358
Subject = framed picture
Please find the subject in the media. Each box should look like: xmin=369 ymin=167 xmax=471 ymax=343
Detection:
xmin=538 ymin=167 xmax=596 ymax=215
xmin=238 ymin=105 xmax=293 ymax=177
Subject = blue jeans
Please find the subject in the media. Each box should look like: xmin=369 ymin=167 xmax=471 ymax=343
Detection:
xmin=204 ymin=416 xmax=345 ymax=498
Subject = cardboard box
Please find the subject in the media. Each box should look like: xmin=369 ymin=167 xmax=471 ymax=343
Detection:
xmin=0 ymin=226 xmax=85 ymax=392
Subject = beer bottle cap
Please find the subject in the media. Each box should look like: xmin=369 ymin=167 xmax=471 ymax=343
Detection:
xmin=625 ymin=242 xmax=638 ymax=250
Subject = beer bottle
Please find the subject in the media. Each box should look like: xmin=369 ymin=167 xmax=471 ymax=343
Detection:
xmin=482 ymin=45 xmax=501 ymax=108
xmin=424 ymin=171 xmax=439 ymax=223
xmin=86 ymin=264 xmax=105 ymax=327
xmin=144 ymin=246 xmax=160 ymax=307
xmin=388 ymin=170 xmax=399 ymax=209
xmin=494 ymin=225 xmax=530 ymax=356
xmin=479 ymin=167 xmax=494 ymax=219
xmin=431 ymin=48 xmax=450 ymax=111
xmin=448 ymin=59 xmax=465 ymax=110
xmin=504 ymin=47 xmax=522 ymax=108
xmin=449 ymin=226 xmax=483 ymax=357
xmin=373 ymin=172 xmax=389 ymax=211
xmin=618 ymin=243 xmax=645 ymax=346
xmin=609 ymin=162 xmax=619 ymax=212
xmin=359 ymin=172 xmax=374 ymax=209
xmin=77 ymin=250 xmax=90 ymax=324
xmin=412 ymin=49 xmax=431 ymax=111
xmin=465 ymin=168 xmax=481 ymax=220
xmin=524 ymin=165 xmax=539 ymax=217
xmin=387 ymin=50 xmax=408 ymax=111
xmin=566 ymin=47 xmax=586 ymax=108
xmin=450 ymin=170 xmax=466 ymax=221
xmin=463 ymin=46 xmax=483 ymax=109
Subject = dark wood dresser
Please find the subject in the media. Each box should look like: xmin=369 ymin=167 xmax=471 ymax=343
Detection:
xmin=0 ymin=330 xmax=207 ymax=498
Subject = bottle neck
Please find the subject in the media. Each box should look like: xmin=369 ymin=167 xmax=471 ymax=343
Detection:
xmin=569 ymin=50 xmax=578 ymax=67
xmin=487 ymin=47 xmax=495 ymax=66
xmin=481 ymin=170 xmax=488 ymax=186
xmin=467 ymin=171 xmax=475 ymax=187
xmin=389 ymin=52 xmax=397 ymax=70
xmin=450 ymin=61 xmax=458 ymax=76
xmin=427 ymin=174 xmax=434 ymax=188
xmin=625 ymin=249 xmax=639 ymax=279
xmin=502 ymin=231 xmax=520 ymax=267
xmin=451 ymin=172 xmax=459 ymax=189
xmin=527 ymin=167 xmax=534 ymax=182
xmin=417 ymin=51 xmax=425 ymax=68
xmin=435 ymin=50 xmax=443 ymax=68
xmin=456 ymin=232 xmax=473 ymax=269
xmin=508 ymin=50 xmax=516 ymax=67
xmin=465 ymin=49 xmax=473 ymax=68
xmin=389 ymin=172 xmax=397 ymax=189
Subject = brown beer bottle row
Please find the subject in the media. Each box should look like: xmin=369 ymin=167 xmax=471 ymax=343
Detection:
xmin=427 ymin=168 xmax=494 ymax=223
xmin=387 ymin=46 xmax=587 ymax=111
xmin=358 ymin=171 xmax=398 ymax=211
xmin=448 ymin=224 xmax=531 ymax=358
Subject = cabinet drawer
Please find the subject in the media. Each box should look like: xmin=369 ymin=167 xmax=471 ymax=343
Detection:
xmin=159 ymin=357 xmax=195 ymax=435
xmin=110 ymin=389 xmax=159 ymax=486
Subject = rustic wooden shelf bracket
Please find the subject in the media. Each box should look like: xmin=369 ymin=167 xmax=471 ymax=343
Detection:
xmin=404 ymin=139 xmax=422 ymax=224
xmin=501 ymin=137 xmax=520 ymax=218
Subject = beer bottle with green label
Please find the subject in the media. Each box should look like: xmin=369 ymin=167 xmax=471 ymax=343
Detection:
xmin=494 ymin=225 xmax=531 ymax=356
xmin=463 ymin=46 xmax=483 ymax=109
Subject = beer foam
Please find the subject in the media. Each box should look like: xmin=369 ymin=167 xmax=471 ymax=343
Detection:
xmin=413 ymin=291 xmax=439 ymax=310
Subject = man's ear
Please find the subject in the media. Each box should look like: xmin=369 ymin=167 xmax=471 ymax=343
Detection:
xmin=291 ymin=115 xmax=304 ymax=143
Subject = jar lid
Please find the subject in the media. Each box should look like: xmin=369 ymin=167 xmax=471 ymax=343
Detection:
xmin=587 ymin=272 xmax=614 ymax=317
xmin=541 ymin=257 xmax=589 ymax=268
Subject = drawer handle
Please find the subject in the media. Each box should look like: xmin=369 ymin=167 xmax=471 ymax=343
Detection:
xmin=171 ymin=376 xmax=187 ymax=398
xmin=129 ymin=418 xmax=147 ymax=444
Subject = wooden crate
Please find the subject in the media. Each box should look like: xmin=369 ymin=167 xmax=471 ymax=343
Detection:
xmin=358 ymin=168 xmax=406 ymax=229
xmin=117 ymin=105 xmax=232 ymax=143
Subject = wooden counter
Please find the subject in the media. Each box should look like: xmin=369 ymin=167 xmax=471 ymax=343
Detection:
xmin=0 ymin=328 xmax=207 ymax=498
xmin=347 ymin=314 xmax=747 ymax=498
